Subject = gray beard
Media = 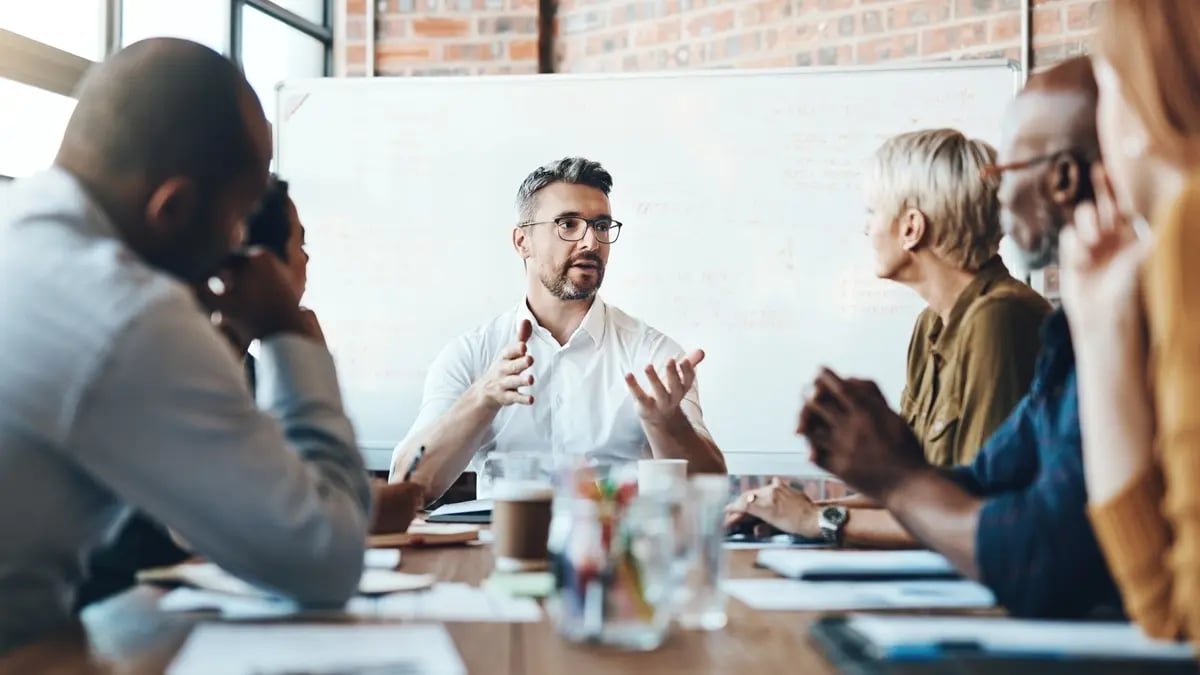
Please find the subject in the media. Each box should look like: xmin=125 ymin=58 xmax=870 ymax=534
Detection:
xmin=541 ymin=266 xmax=602 ymax=301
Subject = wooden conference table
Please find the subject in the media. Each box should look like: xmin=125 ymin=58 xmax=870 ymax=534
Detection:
xmin=0 ymin=544 xmax=848 ymax=675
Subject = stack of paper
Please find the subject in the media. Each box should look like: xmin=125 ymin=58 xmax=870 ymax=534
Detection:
xmin=723 ymin=578 xmax=996 ymax=611
xmin=167 ymin=623 xmax=466 ymax=675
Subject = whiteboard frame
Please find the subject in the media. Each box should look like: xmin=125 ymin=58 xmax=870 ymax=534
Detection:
xmin=275 ymin=59 xmax=1024 ymax=169
xmin=274 ymin=59 xmax=1027 ymax=476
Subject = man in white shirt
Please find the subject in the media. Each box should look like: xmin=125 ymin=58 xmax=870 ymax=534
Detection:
xmin=0 ymin=39 xmax=370 ymax=652
xmin=390 ymin=157 xmax=726 ymax=498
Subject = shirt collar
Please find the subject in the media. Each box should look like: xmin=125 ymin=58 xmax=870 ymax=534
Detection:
xmin=517 ymin=296 xmax=607 ymax=347
xmin=931 ymin=255 xmax=1012 ymax=353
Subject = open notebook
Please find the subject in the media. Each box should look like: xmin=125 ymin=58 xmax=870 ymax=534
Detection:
xmin=426 ymin=498 xmax=492 ymax=524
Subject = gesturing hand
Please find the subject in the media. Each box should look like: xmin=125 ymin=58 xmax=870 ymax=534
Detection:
xmin=625 ymin=349 xmax=705 ymax=427
xmin=797 ymin=368 xmax=927 ymax=500
xmin=477 ymin=319 xmax=535 ymax=409
xmin=1060 ymin=163 xmax=1152 ymax=336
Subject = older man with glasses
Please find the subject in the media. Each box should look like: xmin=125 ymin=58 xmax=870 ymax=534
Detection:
xmin=389 ymin=157 xmax=726 ymax=499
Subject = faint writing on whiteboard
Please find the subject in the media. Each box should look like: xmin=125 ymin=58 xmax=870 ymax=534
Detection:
xmin=834 ymin=268 xmax=914 ymax=319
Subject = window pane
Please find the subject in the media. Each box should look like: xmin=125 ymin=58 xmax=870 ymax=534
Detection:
xmin=121 ymin=0 xmax=230 ymax=55
xmin=240 ymin=5 xmax=325 ymax=129
xmin=0 ymin=78 xmax=75 ymax=178
xmin=0 ymin=0 xmax=104 ymax=60
xmin=272 ymin=0 xmax=326 ymax=25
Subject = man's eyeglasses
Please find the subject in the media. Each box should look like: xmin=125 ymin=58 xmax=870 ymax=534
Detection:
xmin=519 ymin=216 xmax=623 ymax=244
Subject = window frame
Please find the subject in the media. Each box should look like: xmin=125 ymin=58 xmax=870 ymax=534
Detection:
xmin=0 ymin=0 xmax=331 ymax=178
xmin=231 ymin=0 xmax=334 ymax=77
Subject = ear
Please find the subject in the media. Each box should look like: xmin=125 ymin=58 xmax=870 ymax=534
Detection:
xmin=1045 ymin=155 xmax=1082 ymax=208
xmin=899 ymin=208 xmax=926 ymax=252
xmin=144 ymin=177 xmax=200 ymax=236
xmin=512 ymin=225 xmax=532 ymax=259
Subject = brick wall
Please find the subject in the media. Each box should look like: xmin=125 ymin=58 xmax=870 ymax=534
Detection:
xmin=556 ymin=0 xmax=1102 ymax=72
xmin=343 ymin=0 xmax=541 ymax=76
xmin=341 ymin=0 xmax=1104 ymax=76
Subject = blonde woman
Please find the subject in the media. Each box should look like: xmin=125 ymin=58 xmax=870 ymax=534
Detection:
xmin=1059 ymin=0 xmax=1200 ymax=644
xmin=727 ymin=129 xmax=1049 ymax=546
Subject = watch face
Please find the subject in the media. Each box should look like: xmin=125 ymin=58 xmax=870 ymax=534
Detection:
xmin=822 ymin=506 xmax=848 ymax=526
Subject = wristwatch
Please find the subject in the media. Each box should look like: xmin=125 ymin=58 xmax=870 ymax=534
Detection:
xmin=818 ymin=506 xmax=850 ymax=546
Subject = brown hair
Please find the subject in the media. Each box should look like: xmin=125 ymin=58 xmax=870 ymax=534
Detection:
xmin=1097 ymin=0 xmax=1200 ymax=167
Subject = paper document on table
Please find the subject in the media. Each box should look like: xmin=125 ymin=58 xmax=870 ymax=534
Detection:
xmin=160 ymin=583 xmax=542 ymax=622
xmin=365 ymin=548 xmax=401 ymax=568
xmin=756 ymin=549 xmax=960 ymax=580
xmin=140 ymin=562 xmax=434 ymax=597
xmin=167 ymin=622 xmax=466 ymax=675
xmin=843 ymin=614 xmax=1195 ymax=661
xmin=723 ymin=578 xmax=996 ymax=611
xmin=369 ymin=582 xmax=542 ymax=622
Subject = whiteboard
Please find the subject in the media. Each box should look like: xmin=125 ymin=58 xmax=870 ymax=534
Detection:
xmin=274 ymin=62 xmax=1024 ymax=473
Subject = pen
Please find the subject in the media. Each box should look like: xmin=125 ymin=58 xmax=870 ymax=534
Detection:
xmin=403 ymin=446 xmax=425 ymax=483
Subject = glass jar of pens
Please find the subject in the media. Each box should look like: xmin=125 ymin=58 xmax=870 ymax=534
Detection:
xmin=546 ymin=463 xmax=678 ymax=651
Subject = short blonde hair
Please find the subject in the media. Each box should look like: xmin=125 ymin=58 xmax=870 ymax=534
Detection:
xmin=866 ymin=128 xmax=1002 ymax=272
xmin=1097 ymin=0 xmax=1200 ymax=168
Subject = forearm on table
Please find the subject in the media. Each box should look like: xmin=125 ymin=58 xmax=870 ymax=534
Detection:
xmin=883 ymin=468 xmax=983 ymax=579
xmin=817 ymin=494 xmax=877 ymax=508
xmin=644 ymin=411 xmax=727 ymax=474
xmin=842 ymin=508 xmax=919 ymax=549
xmin=391 ymin=386 xmax=499 ymax=497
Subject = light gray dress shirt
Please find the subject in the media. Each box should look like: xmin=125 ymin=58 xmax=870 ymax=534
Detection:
xmin=0 ymin=168 xmax=371 ymax=653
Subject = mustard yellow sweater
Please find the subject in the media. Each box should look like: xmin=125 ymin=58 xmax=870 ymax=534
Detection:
xmin=1089 ymin=173 xmax=1200 ymax=642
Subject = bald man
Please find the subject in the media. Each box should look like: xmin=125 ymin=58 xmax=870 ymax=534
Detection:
xmin=0 ymin=39 xmax=370 ymax=652
xmin=794 ymin=56 xmax=1123 ymax=620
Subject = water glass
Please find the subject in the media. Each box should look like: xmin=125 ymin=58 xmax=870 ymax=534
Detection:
xmin=674 ymin=474 xmax=730 ymax=630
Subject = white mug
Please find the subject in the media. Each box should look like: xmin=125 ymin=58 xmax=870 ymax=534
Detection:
xmin=637 ymin=458 xmax=688 ymax=497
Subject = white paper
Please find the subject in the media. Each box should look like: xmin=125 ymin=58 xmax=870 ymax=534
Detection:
xmin=167 ymin=622 xmax=466 ymax=675
xmin=722 ymin=578 xmax=996 ymax=611
xmin=159 ymin=588 xmax=300 ymax=618
xmin=140 ymin=562 xmax=433 ymax=598
xmin=756 ymin=549 xmax=959 ymax=580
xmin=159 ymin=583 xmax=542 ymax=623
xmin=369 ymin=582 xmax=542 ymax=622
xmin=365 ymin=548 xmax=401 ymax=568
xmin=846 ymin=614 xmax=1195 ymax=660
xmin=428 ymin=498 xmax=492 ymax=518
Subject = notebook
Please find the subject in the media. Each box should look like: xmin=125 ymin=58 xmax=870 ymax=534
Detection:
xmin=426 ymin=498 xmax=493 ymax=524
xmin=756 ymin=549 xmax=961 ymax=581
xmin=810 ymin=614 xmax=1196 ymax=675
